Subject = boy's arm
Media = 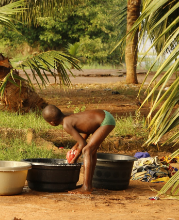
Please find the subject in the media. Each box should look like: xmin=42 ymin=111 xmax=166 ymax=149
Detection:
xmin=63 ymin=124 xmax=88 ymax=162
xmin=70 ymin=133 xmax=89 ymax=163
xmin=68 ymin=128 xmax=87 ymax=149
xmin=71 ymin=133 xmax=89 ymax=150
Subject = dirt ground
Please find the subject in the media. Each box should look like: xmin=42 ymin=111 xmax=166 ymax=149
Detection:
xmin=1 ymin=169 xmax=179 ymax=220
xmin=3 ymin=69 xmax=179 ymax=220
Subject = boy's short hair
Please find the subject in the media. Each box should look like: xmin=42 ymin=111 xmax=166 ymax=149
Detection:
xmin=42 ymin=104 xmax=62 ymax=122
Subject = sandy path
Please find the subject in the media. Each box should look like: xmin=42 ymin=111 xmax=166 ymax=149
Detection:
xmin=19 ymin=69 xmax=175 ymax=85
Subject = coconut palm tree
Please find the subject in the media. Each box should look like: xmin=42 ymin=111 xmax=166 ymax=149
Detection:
xmin=114 ymin=0 xmax=178 ymax=85
xmin=131 ymin=0 xmax=179 ymax=145
xmin=0 ymin=0 xmax=83 ymax=112
xmin=111 ymin=0 xmax=141 ymax=84
xmin=125 ymin=0 xmax=141 ymax=84
xmin=114 ymin=0 xmax=179 ymax=198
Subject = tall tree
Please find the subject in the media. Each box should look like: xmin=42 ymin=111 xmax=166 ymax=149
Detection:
xmin=111 ymin=0 xmax=141 ymax=84
xmin=125 ymin=0 xmax=141 ymax=84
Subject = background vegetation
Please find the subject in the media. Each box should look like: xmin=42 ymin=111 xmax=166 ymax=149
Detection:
xmin=0 ymin=0 xmax=127 ymax=67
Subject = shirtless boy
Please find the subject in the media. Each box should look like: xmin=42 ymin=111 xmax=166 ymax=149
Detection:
xmin=42 ymin=104 xmax=115 ymax=194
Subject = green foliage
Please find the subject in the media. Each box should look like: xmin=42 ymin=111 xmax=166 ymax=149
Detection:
xmin=0 ymin=1 xmax=84 ymax=95
xmin=0 ymin=0 xmax=25 ymax=30
xmin=1 ymin=0 xmax=127 ymax=65
xmin=0 ymin=139 xmax=55 ymax=161
xmin=114 ymin=113 xmax=148 ymax=138
xmin=0 ymin=111 xmax=61 ymax=132
xmin=74 ymin=106 xmax=86 ymax=113
xmin=17 ymin=50 xmax=81 ymax=87
xmin=67 ymin=42 xmax=81 ymax=57
xmin=1 ymin=23 xmax=43 ymax=53
xmin=145 ymin=0 xmax=179 ymax=55
xmin=115 ymin=0 xmax=179 ymax=199
xmin=0 ymin=0 xmax=84 ymax=22
xmin=77 ymin=35 xmax=123 ymax=65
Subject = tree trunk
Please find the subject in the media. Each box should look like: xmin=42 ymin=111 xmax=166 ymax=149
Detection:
xmin=0 ymin=54 xmax=48 ymax=113
xmin=125 ymin=0 xmax=141 ymax=84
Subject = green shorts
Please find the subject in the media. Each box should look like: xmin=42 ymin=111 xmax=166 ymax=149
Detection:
xmin=101 ymin=110 xmax=116 ymax=126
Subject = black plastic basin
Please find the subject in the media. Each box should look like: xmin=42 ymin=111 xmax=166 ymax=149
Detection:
xmin=92 ymin=153 xmax=137 ymax=190
xmin=23 ymin=158 xmax=81 ymax=192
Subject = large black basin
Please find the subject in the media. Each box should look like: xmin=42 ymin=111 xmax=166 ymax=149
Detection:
xmin=23 ymin=158 xmax=81 ymax=192
xmin=92 ymin=153 xmax=137 ymax=190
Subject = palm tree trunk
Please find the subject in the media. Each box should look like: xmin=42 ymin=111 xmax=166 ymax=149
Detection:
xmin=125 ymin=0 xmax=141 ymax=84
xmin=0 ymin=54 xmax=48 ymax=113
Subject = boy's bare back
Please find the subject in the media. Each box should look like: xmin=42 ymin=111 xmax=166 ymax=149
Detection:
xmin=63 ymin=109 xmax=105 ymax=135
xmin=62 ymin=110 xmax=106 ymax=150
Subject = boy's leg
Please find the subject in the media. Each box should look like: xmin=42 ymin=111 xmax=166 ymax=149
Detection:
xmin=91 ymin=151 xmax=97 ymax=182
xmin=69 ymin=125 xmax=114 ymax=194
xmin=83 ymin=125 xmax=115 ymax=191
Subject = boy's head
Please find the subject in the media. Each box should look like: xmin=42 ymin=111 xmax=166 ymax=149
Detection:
xmin=42 ymin=104 xmax=63 ymax=126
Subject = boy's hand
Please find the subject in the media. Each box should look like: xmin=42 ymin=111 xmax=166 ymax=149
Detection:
xmin=65 ymin=132 xmax=88 ymax=163
xmin=66 ymin=149 xmax=78 ymax=163
xmin=70 ymin=148 xmax=82 ymax=163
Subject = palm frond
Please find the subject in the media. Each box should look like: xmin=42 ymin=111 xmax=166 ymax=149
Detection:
xmin=140 ymin=41 xmax=179 ymax=107
xmin=114 ymin=0 xmax=179 ymax=146
xmin=67 ymin=42 xmax=81 ymax=57
xmin=0 ymin=0 xmax=83 ymax=7
xmin=0 ymin=0 xmax=85 ymax=24
xmin=0 ymin=69 xmax=27 ymax=96
xmin=147 ymin=0 xmax=179 ymax=53
xmin=0 ymin=0 xmax=25 ymax=30
xmin=156 ymin=171 xmax=179 ymax=199
xmin=112 ymin=0 xmax=170 ymax=53
xmin=170 ymin=150 xmax=179 ymax=161
xmin=16 ymin=50 xmax=82 ymax=88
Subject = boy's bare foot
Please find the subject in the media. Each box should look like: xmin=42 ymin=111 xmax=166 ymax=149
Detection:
xmin=68 ymin=186 xmax=93 ymax=194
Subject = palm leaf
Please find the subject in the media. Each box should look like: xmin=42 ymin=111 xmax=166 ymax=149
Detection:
xmin=156 ymin=171 xmax=179 ymax=198
xmin=0 ymin=0 xmax=25 ymax=30
xmin=67 ymin=42 xmax=81 ymax=57
xmin=16 ymin=50 xmax=81 ymax=88
xmin=0 ymin=0 xmax=83 ymax=95
xmin=123 ymin=0 xmax=179 ymax=146
xmin=111 ymin=0 xmax=179 ymax=149
xmin=170 ymin=150 xmax=179 ymax=161
xmin=0 ymin=0 xmax=85 ymax=24
xmin=111 ymin=0 xmax=171 ymax=53
xmin=140 ymin=46 xmax=179 ymax=110
xmin=0 ymin=0 xmax=83 ymax=7
xmin=154 ymin=149 xmax=179 ymax=199
xmin=144 ymin=77 xmax=179 ymax=145
xmin=0 ymin=69 xmax=27 ymax=96
xmin=146 ymin=0 xmax=179 ymax=53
